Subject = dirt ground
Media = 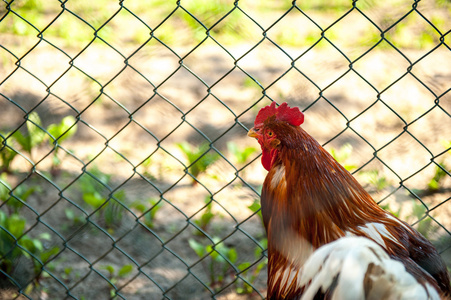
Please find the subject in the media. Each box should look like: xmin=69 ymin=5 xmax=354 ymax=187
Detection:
xmin=1 ymin=4 xmax=451 ymax=300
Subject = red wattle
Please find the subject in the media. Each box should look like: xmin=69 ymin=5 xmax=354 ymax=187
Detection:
xmin=261 ymin=149 xmax=271 ymax=171
xmin=261 ymin=148 xmax=278 ymax=171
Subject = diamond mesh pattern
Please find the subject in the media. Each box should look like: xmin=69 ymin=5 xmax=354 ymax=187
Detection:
xmin=0 ymin=1 xmax=450 ymax=299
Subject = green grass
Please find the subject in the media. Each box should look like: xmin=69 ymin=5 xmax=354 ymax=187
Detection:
xmin=2 ymin=0 xmax=445 ymax=50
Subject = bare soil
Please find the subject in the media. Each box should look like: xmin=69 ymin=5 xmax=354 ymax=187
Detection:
xmin=0 ymin=5 xmax=450 ymax=300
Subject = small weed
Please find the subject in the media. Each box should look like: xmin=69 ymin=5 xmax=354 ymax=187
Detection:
xmin=0 ymin=174 xmax=59 ymax=293
xmin=62 ymin=266 xmax=73 ymax=281
xmin=0 ymin=134 xmax=18 ymax=173
xmin=77 ymin=167 xmax=124 ymax=231
xmin=189 ymin=237 xmax=237 ymax=290
xmin=235 ymin=238 xmax=267 ymax=294
xmin=100 ymin=264 xmax=134 ymax=298
xmin=0 ymin=113 xmax=77 ymax=174
xmin=381 ymin=200 xmax=439 ymax=239
xmin=131 ymin=198 xmax=163 ymax=229
xmin=16 ymin=112 xmax=47 ymax=155
xmin=193 ymin=196 xmax=225 ymax=235
xmin=0 ymin=174 xmax=41 ymax=214
xmin=227 ymin=142 xmax=257 ymax=165
xmin=427 ymin=162 xmax=448 ymax=192
xmin=64 ymin=208 xmax=85 ymax=226
xmin=223 ymin=200 xmax=268 ymax=294
xmin=407 ymin=202 xmax=439 ymax=239
xmin=0 ymin=112 xmax=46 ymax=172
xmin=140 ymin=157 xmax=157 ymax=181
xmin=329 ymin=143 xmax=358 ymax=172
xmin=104 ymin=192 xmax=125 ymax=231
xmin=358 ymin=170 xmax=389 ymax=191
xmin=379 ymin=203 xmax=401 ymax=218
xmin=428 ymin=141 xmax=451 ymax=191
xmin=0 ymin=210 xmax=59 ymax=289
xmin=177 ymin=142 xmax=220 ymax=185
xmin=47 ymin=115 xmax=78 ymax=174
xmin=248 ymin=199 xmax=263 ymax=224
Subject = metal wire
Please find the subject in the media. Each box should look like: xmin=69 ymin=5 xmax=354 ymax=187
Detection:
xmin=0 ymin=0 xmax=450 ymax=299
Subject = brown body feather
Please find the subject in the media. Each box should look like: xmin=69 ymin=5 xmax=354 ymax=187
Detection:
xmin=257 ymin=123 xmax=451 ymax=299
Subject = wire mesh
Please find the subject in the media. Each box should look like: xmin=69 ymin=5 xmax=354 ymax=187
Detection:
xmin=0 ymin=0 xmax=450 ymax=299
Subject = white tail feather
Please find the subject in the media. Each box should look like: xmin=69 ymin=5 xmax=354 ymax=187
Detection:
xmin=299 ymin=237 xmax=440 ymax=300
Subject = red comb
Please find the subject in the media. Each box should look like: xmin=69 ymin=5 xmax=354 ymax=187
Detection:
xmin=254 ymin=102 xmax=304 ymax=127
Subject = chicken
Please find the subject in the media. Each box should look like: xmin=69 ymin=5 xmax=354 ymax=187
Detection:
xmin=247 ymin=101 xmax=451 ymax=299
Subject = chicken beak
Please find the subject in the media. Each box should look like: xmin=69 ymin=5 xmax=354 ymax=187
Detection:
xmin=247 ymin=128 xmax=258 ymax=138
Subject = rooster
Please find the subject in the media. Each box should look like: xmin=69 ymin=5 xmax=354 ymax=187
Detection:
xmin=247 ymin=102 xmax=451 ymax=299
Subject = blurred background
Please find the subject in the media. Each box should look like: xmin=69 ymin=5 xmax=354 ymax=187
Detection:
xmin=0 ymin=0 xmax=450 ymax=299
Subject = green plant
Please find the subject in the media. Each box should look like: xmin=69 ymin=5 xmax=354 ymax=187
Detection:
xmin=14 ymin=112 xmax=47 ymax=156
xmin=193 ymin=196 xmax=216 ymax=234
xmin=407 ymin=202 xmax=439 ymax=239
xmin=61 ymin=266 xmax=73 ymax=282
xmin=235 ymin=240 xmax=267 ymax=294
xmin=329 ymin=143 xmax=358 ymax=172
xmin=104 ymin=192 xmax=125 ymax=231
xmin=0 ymin=112 xmax=46 ymax=173
xmin=381 ymin=199 xmax=439 ymax=239
xmin=0 ymin=174 xmax=59 ymax=293
xmin=80 ymin=175 xmax=108 ymax=209
xmin=180 ymin=0 xmax=245 ymax=43
xmin=177 ymin=142 xmax=220 ymax=185
xmin=0 ymin=113 xmax=77 ymax=174
xmin=248 ymin=199 xmax=263 ymax=224
xmin=4 ymin=0 xmax=44 ymax=37
xmin=379 ymin=202 xmax=401 ymax=218
xmin=227 ymin=142 xmax=257 ymax=165
xmin=358 ymin=170 xmax=389 ymax=191
xmin=427 ymin=161 xmax=449 ymax=192
xmin=0 ymin=173 xmax=41 ymax=214
xmin=77 ymin=167 xmax=123 ymax=231
xmin=47 ymin=115 xmax=78 ymax=173
xmin=443 ymin=140 xmax=451 ymax=151
xmin=191 ymin=196 xmax=228 ymax=236
xmin=427 ymin=141 xmax=451 ymax=191
xmin=225 ymin=199 xmax=268 ymax=294
xmin=100 ymin=264 xmax=134 ymax=298
xmin=0 ymin=174 xmax=9 ymax=199
xmin=64 ymin=208 xmax=84 ymax=226
xmin=0 ymin=134 xmax=18 ymax=173
xmin=189 ymin=237 xmax=237 ymax=290
xmin=131 ymin=198 xmax=163 ymax=229
xmin=139 ymin=156 xmax=157 ymax=180
xmin=0 ymin=210 xmax=59 ymax=290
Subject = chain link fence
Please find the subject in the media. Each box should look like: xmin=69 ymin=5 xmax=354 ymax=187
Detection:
xmin=1 ymin=0 xmax=450 ymax=299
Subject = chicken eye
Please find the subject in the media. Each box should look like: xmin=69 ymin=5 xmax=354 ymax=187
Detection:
xmin=267 ymin=131 xmax=273 ymax=137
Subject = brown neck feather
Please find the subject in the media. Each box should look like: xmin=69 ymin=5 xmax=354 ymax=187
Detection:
xmin=262 ymin=127 xmax=386 ymax=248
xmin=262 ymin=127 xmax=390 ymax=297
